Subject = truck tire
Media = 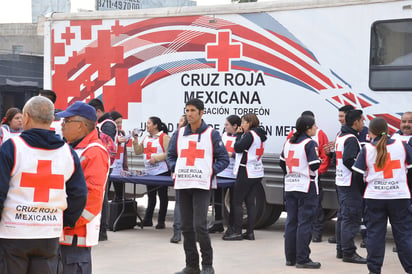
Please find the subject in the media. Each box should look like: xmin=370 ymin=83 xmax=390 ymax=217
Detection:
xmin=223 ymin=183 xmax=283 ymax=229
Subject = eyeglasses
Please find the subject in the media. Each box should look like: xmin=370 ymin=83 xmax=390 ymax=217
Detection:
xmin=62 ymin=119 xmax=82 ymax=124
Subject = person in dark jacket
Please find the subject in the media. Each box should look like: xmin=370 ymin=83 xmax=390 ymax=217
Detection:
xmin=0 ymin=96 xmax=87 ymax=274
xmin=279 ymin=115 xmax=321 ymax=269
xmin=167 ymin=99 xmax=229 ymax=274
xmin=223 ymin=113 xmax=267 ymax=241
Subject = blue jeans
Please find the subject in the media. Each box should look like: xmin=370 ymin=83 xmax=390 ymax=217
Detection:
xmin=179 ymin=188 xmax=212 ymax=268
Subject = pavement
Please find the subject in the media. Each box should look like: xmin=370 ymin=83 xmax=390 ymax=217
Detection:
xmin=92 ymin=201 xmax=404 ymax=274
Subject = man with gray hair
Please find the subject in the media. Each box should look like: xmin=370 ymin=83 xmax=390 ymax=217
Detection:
xmin=0 ymin=96 xmax=88 ymax=273
xmin=57 ymin=101 xmax=110 ymax=274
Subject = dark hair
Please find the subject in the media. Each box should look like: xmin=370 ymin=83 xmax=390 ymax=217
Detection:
xmin=39 ymin=89 xmax=57 ymax=104
xmin=345 ymin=109 xmax=363 ymax=126
xmin=88 ymin=98 xmax=105 ymax=112
xmin=290 ymin=116 xmax=315 ymax=143
xmin=301 ymin=110 xmax=314 ymax=118
xmin=149 ymin=116 xmax=168 ymax=134
xmin=186 ymin=98 xmax=204 ymax=112
xmin=369 ymin=117 xmax=389 ymax=169
xmin=241 ymin=113 xmax=260 ymax=129
xmin=110 ymin=110 xmax=122 ymax=121
xmin=2 ymin=107 xmax=22 ymax=126
xmin=226 ymin=115 xmax=241 ymax=127
xmin=339 ymin=105 xmax=355 ymax=113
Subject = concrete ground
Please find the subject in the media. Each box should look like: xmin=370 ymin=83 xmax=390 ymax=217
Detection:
xmin=92 ymin=201 xmax=404 ymax=274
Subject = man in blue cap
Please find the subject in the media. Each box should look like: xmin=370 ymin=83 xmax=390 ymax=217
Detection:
xmin=57 ymin=101 xmax=110 ymax=274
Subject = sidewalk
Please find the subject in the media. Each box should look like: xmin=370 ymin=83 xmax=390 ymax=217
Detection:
xmin=92 ymin=203 xmax=404 ymax=274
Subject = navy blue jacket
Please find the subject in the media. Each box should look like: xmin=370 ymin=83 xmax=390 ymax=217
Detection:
xmin=0 ymin=128 xmax=88 ymax=228
xmin=167 ymin=120 xmax=229 ymax=178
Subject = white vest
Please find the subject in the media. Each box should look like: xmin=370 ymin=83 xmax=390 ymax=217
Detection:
xmin=0 ymin=126 xmax=21 ymax=145
xmin=217 ymin=132 xmax=237 ymax=179
xmin=143 ymin=132 xmax=169 ymax=175
xmin=282 ymin=138 xmax=318 ymax=193
xmin=74 ymin=142 xmax=108 ymax=246
xmin=97 ymin=119 xmax=118 ymax=168
xmin=111 ymin=138 xmax=126 ymax=176
xmin=335 ymin=134 xmax=360 ymax=186
xmin=391 ymin=132 xmax=412 ymax=143
xmin=233 ymin=130 xmax=264 ymax=178
xmin=174 ymin=127 xmax=215 ymax=190
xmin=50 ymin=118 xmax=63 ymax=139
xmin=363 ymin=140 xmax=410 ymax=199
xmin=0 ymin=136 xmax=74 ymax=239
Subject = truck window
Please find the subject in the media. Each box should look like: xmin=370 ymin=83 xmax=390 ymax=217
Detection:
xmin=370 ymin=19 xmax=412 ymax=91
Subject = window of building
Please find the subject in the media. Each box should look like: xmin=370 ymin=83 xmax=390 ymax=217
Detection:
xmin=370 ymin=19 xmax=412 ymax=90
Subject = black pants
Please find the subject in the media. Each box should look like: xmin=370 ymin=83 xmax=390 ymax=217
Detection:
xmin=231 ymin=167 xmax=260 ymax=234
xmin=179 ymin=188 xmax=213 ymax=268
xmin=0 ymin=237 xmax=60 ymax=274
xmin=144 ymin=185 xmax=169 ymax=224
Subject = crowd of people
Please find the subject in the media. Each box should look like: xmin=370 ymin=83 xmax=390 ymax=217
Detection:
xmin=0 ymin=92 xmax=410 ymax=274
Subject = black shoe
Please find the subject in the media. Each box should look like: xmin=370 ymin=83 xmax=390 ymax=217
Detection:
xmin=155 ymin=223 xmax=165 ymax=229
xmin=222 ymin=232 xmax=243 ymax=241
xmin=200 ymin=265 xmax=214 ymax=274
xmin=174 ymin=266 xmax=201 ymax=274
xmin=360 ymin=240 xmax=366 ymax=248
xmin=242 ymin=232 xmax=255 ymax=240
xmin=296 ymin=260 xmax=321 ymax=269
xmin=286 ymin=261 xmax=296 ymax=266
xmin=342 ymin=252 xmax=367 ymax=264
xmin=312 ymin=235 xmax=322 ymax=242
xmin=393 ymin=245 xmax=397 ymax=252
xmin=336 ymin=251 xmax=343 ymax=259
xmin=328 ymin=236 xmax=336 ymax=243
xmin=137 ymin=220 xmax=153 ymax=227
xmin=208 ymin=223 xmax=224 ymax=233
xmin=170 ymin=233 xmax=181 ymax=244
xmin=99 ymin=231 xmax=108 ymax=241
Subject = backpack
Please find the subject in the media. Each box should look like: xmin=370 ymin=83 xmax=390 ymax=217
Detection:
xmin=96 ymin=119 xmax=118 ymax=165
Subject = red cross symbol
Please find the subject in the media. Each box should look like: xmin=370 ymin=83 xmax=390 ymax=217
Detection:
xmin=285 ymin=150 xmax=300 ymax=173
xmin=83 ymin=78 xmax=95 ymax=92
xmin=144 ymin=142 xmax=157 ymax=160
xmin=181 ymin=141 xmax=205 ymax=166
xmin=374 ymin=153 xmax=401 ymax=179
xmin=85 ymin=30 xmax=124 ymax=81
xmin=71 ymin=20 xmax=102 ymax=40
xmin=20 ymin=160 xmax=64 ymax=203
xmin=111 ymin=20 xmax=124 ymax=37
xmin=256 ymin=143 xmax=264 ymax=161
xmin=225 ymin=140 xmax=234 ymax=153
xmin=61 ymin=26 xmax=75 ymax=45
xmin=206 ymin=30 xmax=242 ymax=72
xmin=335 ymin=150 xmax=343 ymax=166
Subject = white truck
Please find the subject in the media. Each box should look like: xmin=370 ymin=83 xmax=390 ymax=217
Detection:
xmin=44 ymin=0 xmax=412 ymax=227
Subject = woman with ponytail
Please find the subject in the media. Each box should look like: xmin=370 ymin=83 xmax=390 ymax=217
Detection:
xmin=133 ymin=116 xmax=170 ymax=229
xmin=279 ymin=115 xmax=322 ymax=269
xmin=353 ymin=117 xmax=412 ymax=274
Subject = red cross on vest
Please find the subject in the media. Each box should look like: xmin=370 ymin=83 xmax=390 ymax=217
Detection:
xmin=374 ymin=153 xmax=402 ymax=179
xmin=181 ymin=140 xmax=205 ymax=166
xmin=144 ymin=142 xmax=157 ymax=159
xmin=206 ymin=30 xmax=242 ymax=72
xmin=225 ymin=140 xmax=234 ymax=153
xmin=335 ymin=149 xmax=343 ymax=167
xmin=20 ymin=160 xmax=65 ymax=202
xmin=285 ymin=150 xmax=300 ymax=173
xmin=256 ymin=143 xmax=264 ymax=161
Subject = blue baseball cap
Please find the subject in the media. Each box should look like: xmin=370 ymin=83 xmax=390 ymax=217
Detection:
xmin=56 ymin=101 xmax=97 ymax=122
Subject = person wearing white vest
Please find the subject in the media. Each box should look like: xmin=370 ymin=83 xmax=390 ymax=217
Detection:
xmin=209 ymin=114 xmax=241 ymax=234
xmin=334 ymin=109 xmax=367 ymax=264
xmin=279 ymin=115 xmax=321 ymax=269
xmin=57 ymin=101 xmax=110 ymax=274
xmin=0 ymin=107 xmax=23 ymax=146
xmin=352 ymin=117 xmax=412 ymax=274
xmin=391 ymin=111 xmax=412 ymax=146
xmin=133 ymin=116 xmax=170 ymax=229
xmin=0 ymin=96 xmax=88 ymax=274
xmin=167 ymin=99 xmax=229 ymax=274
xmin=222 ymin=113 xmax=266 ymax=241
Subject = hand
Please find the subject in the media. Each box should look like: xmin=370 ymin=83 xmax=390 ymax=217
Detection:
xmin=149 ymin=158 xmax=156 ymax=165
xmin=236 ymin=127 xmax=244 ymax=134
